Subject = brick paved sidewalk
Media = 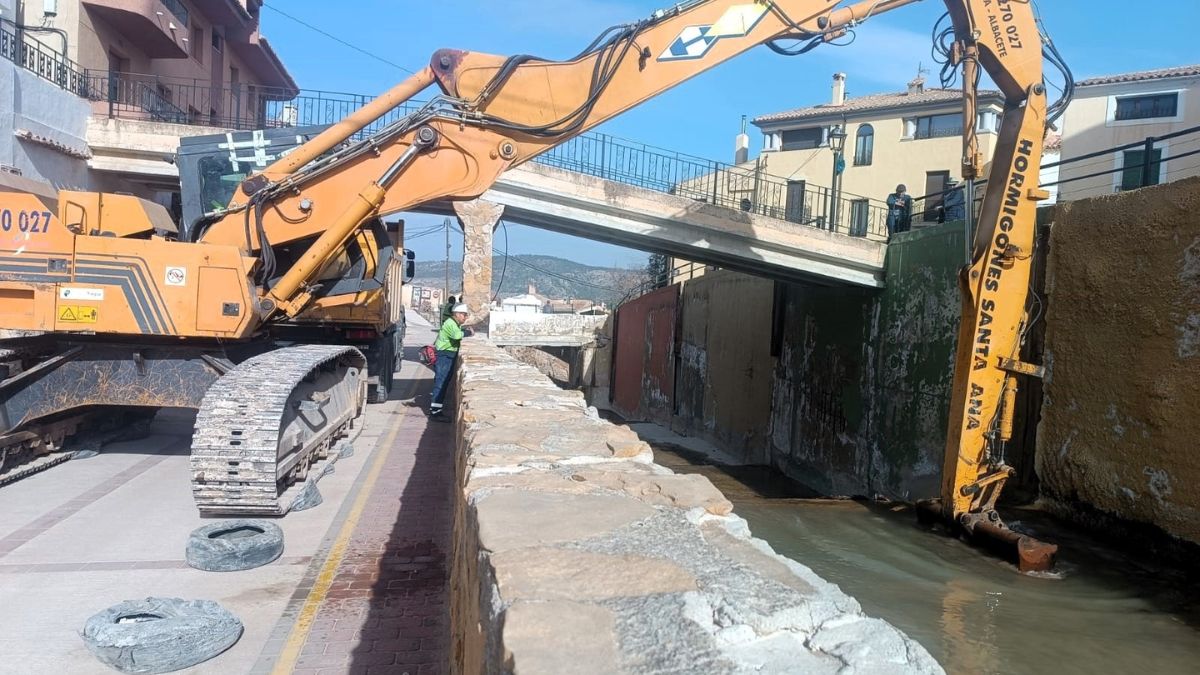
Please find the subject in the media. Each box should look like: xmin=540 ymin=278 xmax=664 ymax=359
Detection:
xmin=257 ymin=352 xmax=455 ymax=675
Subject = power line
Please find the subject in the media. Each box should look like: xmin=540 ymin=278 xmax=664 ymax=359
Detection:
xmin=261 ymin=2 xmax=415 ymax=74
xmin=1166 ymin=162 xmax=1200 ymax=179
xmin=490 ymin=250 xmax=623 ymax=293
xmin=404 ymin=224 xmax=449 ymax=241
xmin=493 ymin=220 xmax=510 ymax=302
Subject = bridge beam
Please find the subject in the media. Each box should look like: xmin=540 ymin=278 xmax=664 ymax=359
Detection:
xmin=481 ymin=164 xmax=886 ymax=288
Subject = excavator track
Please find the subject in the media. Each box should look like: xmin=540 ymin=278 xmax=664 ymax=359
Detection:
xmin=0 ymin=452 xmax=72 ymax=488
xmin=190 ymin=344 xmax=367 ymax=516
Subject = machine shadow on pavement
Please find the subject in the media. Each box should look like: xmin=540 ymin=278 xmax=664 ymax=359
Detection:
xmin=349 ymin=342 xmax=454 ymax=672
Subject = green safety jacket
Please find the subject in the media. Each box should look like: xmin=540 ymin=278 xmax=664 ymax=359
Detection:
xmin=434 ymin=318 xmax=464 ymax=352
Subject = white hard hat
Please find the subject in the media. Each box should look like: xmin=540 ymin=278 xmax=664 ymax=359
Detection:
xmin=452 ymin=303 xmax=469 ymax=314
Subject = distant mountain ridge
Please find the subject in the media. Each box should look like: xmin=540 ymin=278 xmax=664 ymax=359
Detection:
xmin=409 ymin=255 xmax=646 ymax=306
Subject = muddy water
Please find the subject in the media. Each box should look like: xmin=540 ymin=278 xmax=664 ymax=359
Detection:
xmin=653 ymin=447 xmax=1200 ymax=675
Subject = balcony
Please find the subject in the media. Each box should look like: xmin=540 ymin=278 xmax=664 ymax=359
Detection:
xmin=192 ymin=0 xmax=253 ymax=28
xmin=81 ymin=0 xmax=189 ymax=58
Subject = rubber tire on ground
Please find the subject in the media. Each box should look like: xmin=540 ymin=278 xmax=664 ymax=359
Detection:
xmin=185 ymin=519 xmax=284 ymax=572
xmin=81 ymin=597 xmax=243 ymax=674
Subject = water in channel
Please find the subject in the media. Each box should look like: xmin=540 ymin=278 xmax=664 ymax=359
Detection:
xmin=651 ymin=445 xmax=1200 ymax=675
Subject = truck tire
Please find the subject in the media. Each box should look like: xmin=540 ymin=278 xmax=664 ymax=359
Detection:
xmin=185 ymin=520 xmax=284 ymax=572
xmin=81 ymin=597 xmax=243 ymax=674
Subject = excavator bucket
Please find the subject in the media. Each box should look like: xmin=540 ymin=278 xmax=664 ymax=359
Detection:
xmin=916 ymin=499 xmax=1059 ymax=573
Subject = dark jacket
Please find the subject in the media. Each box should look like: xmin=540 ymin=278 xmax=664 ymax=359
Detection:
xmin=886 ymin=193 xmax=913 ymax=233
xmin=942 ymin=186 xmax=966 ymax=222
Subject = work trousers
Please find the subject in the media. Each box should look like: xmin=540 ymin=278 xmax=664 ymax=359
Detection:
xmin=430 ymin=349 xmax=458 ymax=410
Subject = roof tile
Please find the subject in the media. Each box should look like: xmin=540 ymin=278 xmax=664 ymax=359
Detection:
xmin=1076 ymin=64 xmax=1200 ymax=87
xmin=753 ymin=87 xmax=1001 ymax=125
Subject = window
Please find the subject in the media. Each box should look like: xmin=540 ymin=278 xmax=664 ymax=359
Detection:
xmin=107 ymin=50 xmax=129 ymax=74
xmin=1120 ymin=148 xmax=1163 ymax=191
xmin=191 ymin=27 xmax=204 ymax=63
xmin=198 ymin=155 xmax=248 ymax=213
xmin=160 ymin=0 xmax=189 ymax=26
xmin=914 ymin=113 xmax=962 ymax=139
xmin=853 ymin=124 xmax=874 ymax=165
xmin=780 ymin=127 xmax=822 ymax=151
xmin=784 ymin=180 xmax=808 ymax=224
xmin=849 ymin=199 xmax=870 ymax=237
xmin=211 ymin=31 xmax=224 ymax=53
xmin=1115 ymin=93 xmax=1178 ymax=121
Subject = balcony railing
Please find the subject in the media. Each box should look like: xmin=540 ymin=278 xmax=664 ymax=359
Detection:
xmin=0 ymin=23 xmax=90 ymax=96
xmin=85 ymin=71 xmax=424 ymax=138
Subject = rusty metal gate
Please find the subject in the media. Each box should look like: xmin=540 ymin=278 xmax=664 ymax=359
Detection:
xmin=612 ymin=284 xmax=678 ymax=422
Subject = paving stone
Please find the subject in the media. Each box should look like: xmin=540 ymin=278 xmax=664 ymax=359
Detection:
xmin=501 ymin=601 xmax=620 ymax=674
xmin=570 ymin=469 xmax=734 ymax=515
xmin=474 ymin=491 xmax=656 ymax=553
xmin=491 ymin=547 xmax=697 ymax=601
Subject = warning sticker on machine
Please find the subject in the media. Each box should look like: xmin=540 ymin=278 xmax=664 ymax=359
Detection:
xmin=59 ymin=305 xmax=98 ymax=323
xmin=165 ymin=266 xmax=187 ymax=286
xmin=59 ymin=287 xmax=104 ymax=301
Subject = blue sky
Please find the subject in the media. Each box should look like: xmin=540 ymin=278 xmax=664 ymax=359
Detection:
xmin=263 ymin=0 xmax=1199 ymax=267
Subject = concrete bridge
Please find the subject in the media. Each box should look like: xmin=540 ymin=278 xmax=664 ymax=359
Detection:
xmin=479 ymin=162 xmax=886 ymax=289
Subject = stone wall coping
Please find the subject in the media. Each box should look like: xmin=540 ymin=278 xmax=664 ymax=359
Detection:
xmin=449 ymin=338 xmax=943 ymax=674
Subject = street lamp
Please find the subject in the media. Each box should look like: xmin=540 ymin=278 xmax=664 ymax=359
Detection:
xmin=827 ymin=125 xmax=848 ymax=231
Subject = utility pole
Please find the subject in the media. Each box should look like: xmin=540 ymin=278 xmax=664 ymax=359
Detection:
xmin=443 ymin=217 xmax=451 ymax=302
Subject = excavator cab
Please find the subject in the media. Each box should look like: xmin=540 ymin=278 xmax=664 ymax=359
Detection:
xmin=175 ymin=125 xmax=329 ymax=241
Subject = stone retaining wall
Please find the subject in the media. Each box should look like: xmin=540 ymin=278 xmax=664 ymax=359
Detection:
xmin=1037 ymin=176 xmax=1200 ymax=545
xmin=449 ymin=339 xmax=942 ymax=674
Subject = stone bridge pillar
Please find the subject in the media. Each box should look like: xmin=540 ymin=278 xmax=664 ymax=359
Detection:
xmin=453 ymin=199 xmax=505 ymax=328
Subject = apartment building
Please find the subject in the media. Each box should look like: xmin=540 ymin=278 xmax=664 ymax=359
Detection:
xmin=12 ymin=0 xmax=295 ymax=126
xmin=1055 ymin=64 xmax=1200 ymax=201
xmin=751 ymin=73 xmax=1005 ymax=228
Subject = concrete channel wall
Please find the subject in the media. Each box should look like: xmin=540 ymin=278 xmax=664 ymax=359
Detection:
xmin=449 ymin=340 xmax=942 ymax=674
xmin=769 ymin=224 xmax=965 ymax=501
xmin=608 ymin=223 xmax=967 ymax=502
xmin=1037 ymin=176 xmax=1200 ymax=545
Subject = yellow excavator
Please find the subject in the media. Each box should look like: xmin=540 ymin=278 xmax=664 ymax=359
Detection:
xmin=0 ymin=0 xmax=1064 ymax=569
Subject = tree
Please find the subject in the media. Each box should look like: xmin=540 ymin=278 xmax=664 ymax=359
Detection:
xmin=645 ymin=253 xmax=670 ymax=289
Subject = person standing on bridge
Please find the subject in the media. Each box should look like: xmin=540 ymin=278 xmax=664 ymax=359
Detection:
xmin=886 ymin=184 xmax=913 ymax=238
xmin=429 ymin=303 xmax=472 ymax=421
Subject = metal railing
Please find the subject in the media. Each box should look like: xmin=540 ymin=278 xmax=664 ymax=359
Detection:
xmin=910 ymin=188 xmax=984 ymax=227
xmin=0 ymin=23 xmax=90 ymax=96
xmin=84 ymin=71 xmax=424 ymax=138
xmin=539 ymin=133 xmax=890 ymax=240
xmin=1 ymin=42 xmax=896 ymax=244
xmin=82 ymin=72 xmax=890 ymax=239
xmin=905 ymin=123 xmax=1200 ymax=227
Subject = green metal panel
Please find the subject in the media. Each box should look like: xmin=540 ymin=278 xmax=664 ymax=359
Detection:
xmin=871 ymin=223 xmax=965 ymax=499
xmin=769 ymin=222 xmax=965 ymax=500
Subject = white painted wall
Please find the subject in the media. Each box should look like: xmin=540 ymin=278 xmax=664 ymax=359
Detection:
xmin=1058 ymin=75 xmax=1200 ymax=201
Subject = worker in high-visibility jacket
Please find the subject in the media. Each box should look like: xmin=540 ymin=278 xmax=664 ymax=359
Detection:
xmin=429 ymin=303 xmax=471 ymax=420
